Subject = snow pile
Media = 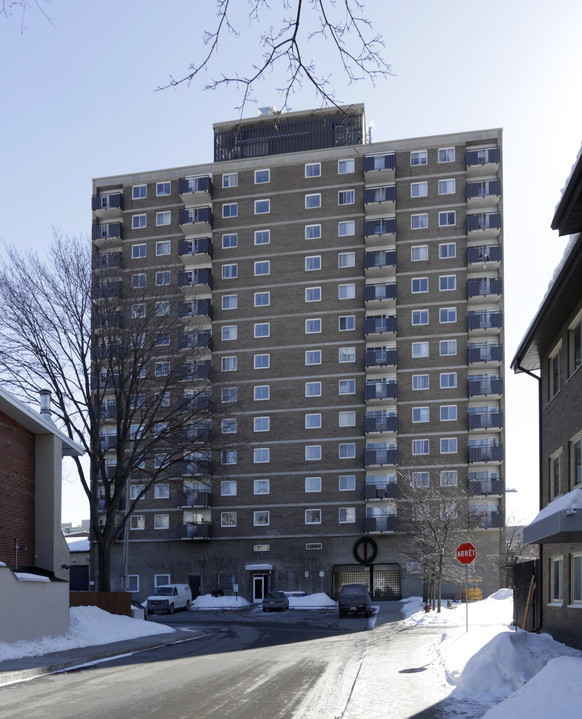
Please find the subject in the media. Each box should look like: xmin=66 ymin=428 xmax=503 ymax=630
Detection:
xmin=192 ymin=594 xmax=251 ymax=609
xmin=289 ymin=592 xmax=336 ymax=609
xmin=0 ymin=606 xmax=174 ymax=662
xmin=14 ymin=573 xmax=50 ymax=582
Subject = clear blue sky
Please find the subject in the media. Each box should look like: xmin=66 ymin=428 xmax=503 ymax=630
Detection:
xmin=2 ymin=0 xmax=581 ymax=524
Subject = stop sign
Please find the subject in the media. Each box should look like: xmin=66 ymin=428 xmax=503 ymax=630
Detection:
xmin=456 ymin=542 xmax=476 ymax=565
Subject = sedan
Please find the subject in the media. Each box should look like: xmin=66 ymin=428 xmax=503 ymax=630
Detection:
xmin=262 ymin=591 xmax=290 ymax=612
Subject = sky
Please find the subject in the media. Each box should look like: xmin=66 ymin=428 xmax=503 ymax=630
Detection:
xmin=1 ymin=589 xmax=582 ymax=719
xmin=2 ymin=0 xmax=582 ymax=524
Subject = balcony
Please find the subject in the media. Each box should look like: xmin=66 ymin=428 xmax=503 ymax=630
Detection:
xmin=364 ymin=185 xmax=396 ymax=212
xmin=365 ymin=483 xmax=398 ymax=500
xmin=100 ymin=404 xmax=117 ymax=421
xmin=468 ymin=377 xmax=503 ymax=396
xmin=180 ymin=488 xmax=211 ymax=508
xmin=468 ymin=344 xmax=503 ymax=364
xmin=468 ymin=445 xmax=504 ymax=463
xmin=365 ymin=515 xmax=398 ymax=533
xmin=364 ymin=315 xmax=397 ymax=336
xmin=466 ymin=179 xmax=501 ymax=207
xmin=466 ymin=147 xmax=501 ymax=176
xmin=365 ymin=448 xmax=398 ymax=466
xmin=364 ymin=282 xmax=397 ymax=308
xmin=468 ymin=311 xmax=503 ymax=333
xmin=468 ymin=479 xmax=504 ymax=496
xmin=365 ymin=414 xmax=398 ymax=433
xmin=178 ymin=237 xmax=213 ymax=265
xmin=364 ymin=250 xmax=397 ymax=273
xmin=178 ymin=299 xmax=213 ymax=320
xmin=467 ymin=245 xmax=502 ymax=265
xmin=468 ymin=411 xmax=504 ymax=430
xmin=92 ymin=251 xmax=122 ymax=270
xmin=177 ymin=521 xmax=211 ymax=540
xmin=100 ymin=435 xmax=117 ymax=451
xmin=178 ymin=268 xmax=213 ymax=290
xmin=177 ymin=361 xmax=212 ymax=381
xmin=179 ymin=175 xmax=213 ymax=205
xmin=466 ymin=212 xmax=502 ymax=239
xmin=92 ymin=192 xmax=123 ymax=218
xmin=468 ymin=511 xmax=504 ymax=529
xmin=363 ymin=153 xmax=396 ymax=183
xmin=365 ymin=380 xmax=398 ymax=401
xmin=178 ymin=331 xmax=212 ymax=350
xmin=179 ymin=393 xmax=211 ymax=412
xmin=467 ymin=277 xmax=502 ymax=299
xmin=92 ymin=281 xmax=122 ymax=300
xmin=92 ymin=222 xmax=122 ymax=241
xmin=92 ymin=312 xmax=123 ymax=332
xmin=364 ymin=217 xmax=397 ymax=245
xmin=364 ymin=347 xmax=398 ymax=370
xmin=179 ymin=206 xmax=213 ymax=235
xmin=178 ymin=458 xmax=212 ymax=475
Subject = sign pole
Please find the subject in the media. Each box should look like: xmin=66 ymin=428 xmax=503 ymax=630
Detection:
xmin=465 ymin=565 xmax=469 ymax=633
xmin=456 ymin=541 xmax=476 ymax=634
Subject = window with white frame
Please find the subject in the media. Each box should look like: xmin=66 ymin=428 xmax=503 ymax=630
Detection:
xmin=411 ymin=245 xmax=428 ymax=261
xmin=132 ymin=213 xmax=147 ymax=229
xmin=221 ymin=450 xmax=237 ymax=465
xmin=132 ymin=273 xmax=146 ymax=288
xmin=305 ymin=286 xmax=321 ymax=302
xmin=254 ymin=322 xmax=270 ymax=338
xmin=130 ymin=483 xmax=145 ymax=500
xmin=551 ymin=556 xmax=564 ymax=603
xmin=254 ymin=260 xmax=270 ymax=276
xmin=338 ymin=251 xmax=355 ymax=268
xmin=222 ymin=294 xmax=238 ymax=310
xmin=440 ymin=405 xmax=458 ymax=421
xmin=222 ymin=172 xmax=238 ymax=188
xmin=131 ymin=243 xmax=146 ymax=259
xmin=339 ymin=474 xmax=356 ymax=491
xmin=412 ymin=374 xmax=429 ymax=390
xmin=411 ymin=277 xmax=428 ymax=293
xmin=305 ymin=413 xmax=322 ymax=429
xmin=253 ymin=510 xmax=270 ymax=527
xmin=132 ymin=184 xmax=146 ymax=199
xmin=305 ymin=318 xmax=322 ymax=334
xmin=254 ymin=199 xmax=270 ymax=214
xmin=156 ymin=181 xmax=171 ymax=196
xmin=339 ymin=315 xmax=355 ymax=331
xmin=439 ymin=242 xmax=456 ymax=259
xmin=339 ymin=507 xmax=356 ymax=523
xmin=305 ymin=508 xmax=322 ymax=524
xmin=255 ymin=169 xmax=270 ymax=184
xmin=222 ymin=263 xmax=238 ymax=279
xmin=338 ymin=283 xmax=355 ymax=299
xmin=254 ymin=416 xmax=270 ymax=432
xmin=254 ymin=384 xmax=270 ymax=400
xmin=156 ymin=240 xmax=171 ymax=256
xmin=339 ymin=347 xmax=356 ymax=363
xmin=156 ymin=270 xmax=170 ymax=286
xmin=569 ymin=314 xmax=582 ymax=375
xmin=550 ymin=451 xmax=562 ymax=499
xmin=571 ymin=554 xmax=582 ymax=604
xmin=305 ymin=193 xmax=321 ymax=209
xmin=412 ymin=439 xmax=430 ymax=456
xmin=338 ymin=189 xmax=355 ymax=205
xmin=305 ymin=381 xmax=322 ymax=397
xmin=305 ymin=476 xmax=322 ymax=492
xmin=305 ymin=163 xmax=321 ymax=178
xmin=413 ymin=471 xmax=430 ymax=487
xmin=411 ymin=150 xmax=428 ymax=166
xmin=338 ymin=220 xmax=355 ymax=236
xmin=338 ymin=158 xmax=354 ymax=174
xmin=439 ymin=275 xmax=456 ymax=291
xmin=127 ymin=575 xmax=140 ymax=592
xmin=222 ymin=232 xmax=238 ymax=248
xmin=305 ymin=350 xmax=322 ymax=365
xmin=254 ymin=291 xmax=270 ymax=307
xmin=154 ymin=574 xmax=170 ymax=587
xmin=412 ymin=342 xmax=429 ymax=358
xmin=438 ymin=211 xmax=456 ymax=227
xmin=305 ymin=445 xmax=322 ymax=461
xmin=221 ymin=356 xmax=237 ymax=372
xmin=339 ymin=443 xmax=356 ymax=459
xmin=440 ymin=308 xmax=457 ymax=323
xmin=154 ymin=514 xmax=170 ymax=530
xmin=221 ymin=387 xmax=237 ymax=403
xmin=253 ymin=448 xmax=270 ymax=463
xmin=412 ymin=309 xmax=429 ymax=326
xmin=221 ymin=325 xmax=238 ymax=341
xmin=440 ymin=437 xmax=458 ymax=454
xmin=254 ymin=229 xmax=270 ymax=245
xmin=411 ymin=213 xmax=428 ymax=229
xmin=438 ymin=147 xmax=455 ymax=163
xmin=571 ymin=434 xmax=582 ymax=487
xmin=305 ymin=255 xmax=321 ymax=271
xmin=254 ymin=353 xmax=270 ymax=369
xmin=339 ymin=411 xmax=356 ymax=427
xmin=440 ymin=372 xmax=457 ymax=388
xmin=338 ymin=379 xmax=356 ymax=394
xmin=440 ymin=339 xmax=457 ymax=356
xmin=221 ymin=511 xmax=237 ymax=527
xmin=222 ymin=203 xmax=238 ymax=218
xmin=412 ymin=407 xmax=429 ymax=423
xmin=438 ymin=178 xmax=456 ymax=194
xmin=130 ymin=515 xmax=145 ymax=530
xmin=440 ymin=470 xmax=458 ymax=486
xmin=154 ymin=484 xmax=169 ymax=499
xmin=305 ymin=224 xmax=321 ymax=240
xmin=221 ymin=418 xmax=237 ymax=434
xmin=156 ymin=211 xmax=171 ymax=226
xmin=254 ymin=479 xmax=270 ymax=495
xmin=410 ymin=181 xmax=428 ymax=197
xmin=154 ymin=361 xmax=169 ymax=376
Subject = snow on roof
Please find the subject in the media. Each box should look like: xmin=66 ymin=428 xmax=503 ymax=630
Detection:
xmin=65 ymin=536 xmax=90 ymax=552
xmin=14 ymin=573 xmax=50 ymax=582
xmin=530 ymin=487 xmax=582 ymax=523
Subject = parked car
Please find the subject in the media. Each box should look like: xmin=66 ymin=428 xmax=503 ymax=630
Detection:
xmin=146 ymin=584 xmax=192 ymax=615
xmin=262 ymin=591 xmax=290 ymax=612
xmin=338 ymin=583 xmax=372 ymax=618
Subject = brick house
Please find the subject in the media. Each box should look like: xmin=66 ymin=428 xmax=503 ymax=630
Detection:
xmin=0 ymin=386 xmax=83 ymax=642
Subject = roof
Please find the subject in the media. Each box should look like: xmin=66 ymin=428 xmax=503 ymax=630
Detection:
xmin=524 ymin=488 xmax=582 ymax=544
xmin=0 ymin=385 xmax=83 ymax=457
xmin=552 ymin=145 xmax=582 ymax=235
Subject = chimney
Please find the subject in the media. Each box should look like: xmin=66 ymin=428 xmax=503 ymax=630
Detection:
xmin=40 ymin=389 xmax=52 ymax=418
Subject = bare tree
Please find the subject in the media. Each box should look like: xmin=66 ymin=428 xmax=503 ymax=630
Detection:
xmin=0 ymin=234 xmax=214 ymax=591
xmin=160 ymin=0 xmax=392 ymax=112
xmin=0 ymin=0 xmax=52 ymax=31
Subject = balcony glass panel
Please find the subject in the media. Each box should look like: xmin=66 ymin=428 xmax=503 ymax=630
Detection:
xmin=364 ymin=283 xmax=397 ymax=302
xmin=467 ymin=278 xmax=502 ymax=297
xmin=363 ymin=153 xmax=396 ymax=171
xmin=466 ymin=147 xmax=501 ymax=166
xmin=364 ymin=218 xmax=397 ymax=236
xmin=364 ymin=315 xmax=397 ymax=335
xmin=364 ymin=250 xmax=397 ymax=269
xmin=467 ymin=245 xmax=502 ymax=263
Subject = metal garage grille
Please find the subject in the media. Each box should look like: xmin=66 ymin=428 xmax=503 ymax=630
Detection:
xmin=334 ymin=567 xmax=402 ymax=599
xmin=336 ymin=571 xmax=371 ymax=593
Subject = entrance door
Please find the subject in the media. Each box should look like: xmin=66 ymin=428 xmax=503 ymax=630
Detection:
xmin=188 ymin=574 xmax=201 ymax=599
xmin=253 ymin=573 xmax=268 ymax=602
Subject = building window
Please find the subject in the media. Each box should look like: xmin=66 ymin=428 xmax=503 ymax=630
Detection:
xmin=338 ymin=379 xmax=356 ymax=395
xmin=254 ymin=353 xmax=270 ymax=369
xmin=254 ymin=448 xmax=270 ymax=463
xmin=438 ymin=147 xmax=455 ymax=163
xmin=129 ymin=483 xmax=145 ymax=500
xmin=338 ymin=220 xmax=355 ymax=236
xmin=221 ymin=387 xmax=237 ymax=403
xmin=439 ymin=275 xmax=456 ymax=291
xmin=305 ymin=318 xmax=322 ymax=334
xmin=305 ymin=224 xmax=321 ymax=240
xmin=305 ymin=193 xmax=321 ymax=209
xmin=412 ymin=407 xmax=429 ymax=423
xmin=412 ymin=342 xmax=429 ymax=358
xmin=411 ymin=245 xmax=428 ymax=261
xmin=410 ymin=181 xmax=428 ymax=197
xmin=156 ymin=211 xmax=171 ymax=226
xmin=549 ymin=344 xmax=563 ymax=398
xmin=305 ymin=445 xmax=322 ymax=461
xmin=339 ymin=411 xmax=356 ymax=427
xmin=339 ymin=443 xmax=356 ymax=459
xmin=339 ymin=315 xmax=355 ymax=331
xmin=131 ymin=243 xmax=146 ymax=259
xmin=221 ymin=356 xmax=237 ymax=372
xmin=339 ymin=347 xmax=356 ymax=363
xmin=440 ymin=470 xmax=458 ymax=486
xmin=440 ymin=339 xmax=457 ymax=356
xmin=338 ymin=252 xmax=355 ymax=268
xmin=439 ymin=242 xmax=456 ymax=259
xmin=154 ymin=514 xmax=170 ymax=530
xmin=221 ymin=450 xmax=237 ymax=465
xmin=550 ymin=451 xmax=562 ymax=499
xmin=222 ymin=263 xmax=238 ymax=279
xmin=221 ymin=511 xmax=237 ymax=527
xmin=254 ymin=479 xmax=270 ymax=495
xmin=440 ymin=308 xmax=457 ymax=324
xmin=339 ymin=507 xmax=356 ymax=524
xmin=154 ymin=361 xmax=169 ymax=377
xmin=412 ymin=440 xmax=429 ymax=456
xmin=222 ymin=325 xmax=238 ymax=341
xmin=305 ymin=476 xmax=322 ymax=492
xmin=255 ymin=169 xmax=270 ymax=184
xmin=305 ymin=413 xmax=322 ymax=429
xmin=156 ymin=271 xmax=170 ymax=286
xmin=253 ymin=510 xmax=270 ymax=527
xmin=440 ymin=405 xmax=458 ymax=421
xmin=338 ymin=283 xmax=355 ymax=299
xmin=551 ymin=556 xmax=564 ymax=603
xmin=413 ymin=471 xmax=430 ymax=487
xmin=438 ymin=211 xmax=456 ymax=227
xmin=412 ymin=309 xmax=429 ymax=326
xmin=132 ymin=184 xmax=147 ymax=199
xmin=254 ymin=416 xmax=270 ymax=432
xmin=305 ymin=287 xmax=321 ymax=302
xmin=305 ymin=255 xmax=322 ymax=271
xmin=440 ymin=372 xmax=457 ymax=388
xmin=222 ymin=233 xmax=238 ymax=249
xmin=339 ymin=158 xmax=354 ymax=174
xmin=571 ymin=435 xmax=582 ymax=487
xmin=222 ymin=173 xmax=238 ymax=188
xmin=569 ymin=317 xmax=582 ymax=374
xmin=254 ymin=385 xmax=270 ymax=400
xmin=411 ymin=213 xmax=428 ymax=229
xmin=221 ymin=418 xmax=237 ymax=434
xmin=254 ymin=291 xmax=270 ymax=307
xmin=440 ymin=438 xmax=458 ymax=454
xmin=410 ymin=150 xmax=428 ymax=166
xmin=572 ymin=554 xmax=582 ymax=604
xmin=339 ymin=474 xmax=356 ymax=491
xmin=305 ymin=381 xmax=322 ymax=397
xmin=305 ymin=163 xmax=321 ymax=178
xmin=156 ymin=241 xmax=171 ymax=256
xmin=254 ymin=322 xmax=270 ymax=338
xmin=222 ymin=294 xmax=238 ymax=310
xmin=254 ymin=229 xmax=270 ymax=245
xmin=254 ymin=199 xmax=270 ymax=214
xmin=412 ymin=374 xmax=429 ymax=390
xmin=305 ymin=509 xmax=322 ymax=524
xmin=222 ymin=203 xmax=238 ymax=218
xmin=254 ymin=260 xmax=270 ymax=276
xmin=305 ymin=350 xmax=322 ymax=365
xmin=438 ymin=178 xmax=456 ymax=195
xmin=156 ymin=181 xmax=171 ymax=196
xmin=132 ymin=214 xmax=147 ymax=229
xmin=127 ymin=575 xmax=140 ymax=592
xmin=132 ymin=273 xmax=146 ymax=288
xmin=411 ymin=277 xmax=428 ymax=293
xmin=338 ymin=189 xmax=355 ymax=205
xmin=130 ymin=515 xmax=145 ymax=530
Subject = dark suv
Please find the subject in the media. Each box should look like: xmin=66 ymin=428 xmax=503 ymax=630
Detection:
xmin=338 ymin=583 xmax=372 ymax=618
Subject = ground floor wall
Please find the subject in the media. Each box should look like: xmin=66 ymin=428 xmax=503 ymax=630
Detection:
xmin=539 ymin=542 xmax=582 ymax=651
xmin=110 ymin=529 xmax=505 ymax=605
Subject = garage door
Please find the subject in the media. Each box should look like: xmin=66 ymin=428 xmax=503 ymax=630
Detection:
xmin=334 ymin=564 xmax=401 ymax=600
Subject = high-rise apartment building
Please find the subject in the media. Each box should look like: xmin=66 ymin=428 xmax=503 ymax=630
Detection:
xmin=92 ymin=104 xmax=505 ymax=602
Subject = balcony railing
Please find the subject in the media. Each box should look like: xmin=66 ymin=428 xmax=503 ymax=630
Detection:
xmin=180 ymin=489 xmax=211 ymax=508
xmin=466 ymin=147 xmax=501 ymax=167
xmin=364 ymin=153 xmax=396 ymax=171
xmin=364 ymin=218 xmax=397 ymax=237
xmin=177 ymin=361 xmax=212 ymax=381
xmin=466 ymin=179 xmax=501 ymax=199
xmin=468 ymin=345 xmax=503 ymax=363
xmin=177 ymin=522 xmax=211 ymax=539
xmin=365 ymin=415 xmax=398 ymax=433
xmin=92 ymin=282 xmax=122 ymax=300
xmin=178 ymin=207 xmax=213 ymax=227
xmin=468 ymin=479 xmax=504 ymax=496
xmin=365 ymin=448 xmax=398 ymax=466
xmin=364 ymin=283 xmax=397 ymax=302
xmin=364 ymin=186 xmax=397 ymax=204
xmin=100 ymin=405 xmax=117 ymax=421
xmin=467 ymin=312 xmax=503 ymax=331
xmin=468 ymin=411 xmax=504 ymax=430
xmin=365 ymin=381 xmax=398 ymax=400
xmin=178 ymin=238 xmax=213 ymax=259
xmin=100 ymin=435 xmax=117 ymax=451
xmin=467 ymin=245 xmax=502 ymax=264
xmin=468 ymin=378 xmax=503 ymax=396
xmin=364 ymin=347 xmax=398 ymax=368
xmin=178 ymin=458 xmax=212 ymax=475
xmin=466 ymin=213 xmax=502 ymax=232
xmin=468 ymin=511 xmax=503 ymax=529
xmin=93 ymin=252 xmax=122 ymax=269
xmin=178 ymin=176 xmax=213 ymax=196
xmin=92 ymin=222 xmax=122 ymax=240
xmin=468 ymin=445 xmax=504 ymax=463
xmin=178 ymin=299 xmax=213 ymax=319
xmin=178 ymin=393 xmax=211 ymax=412
xmin=92 ymin=193 xmax=123 ymax=212
xmin=365 ymin=515 xmax=398 ymax=532
xmin=365 ymin=483 xmax=398 ymax=500
xmin=178 ymin=331 xmax=212 ymax=350
xmin=467 ymin=278 xmax=503 ymax=298
xmin=364 ymin=250 xmax=397 ymax=269
xmin=178 ymin=269 xmax=213 ymax=289
xmin=364 ymin=315 xmax=397 ymax=335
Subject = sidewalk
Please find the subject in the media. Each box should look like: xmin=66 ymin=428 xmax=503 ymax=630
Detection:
xmin=0 ymin=628 xmax=202 ymax=688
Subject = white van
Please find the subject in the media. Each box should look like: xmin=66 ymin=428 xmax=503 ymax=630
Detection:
xmin=146 ymin=584 xmax=192 ymax=615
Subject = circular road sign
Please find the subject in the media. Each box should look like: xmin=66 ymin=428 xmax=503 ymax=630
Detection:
xmin=456 ymin=542 xmax=477 ymax=565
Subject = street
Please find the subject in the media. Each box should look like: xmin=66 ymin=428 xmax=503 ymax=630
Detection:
xmin=0 ymin=605 xmax=489 ymax=719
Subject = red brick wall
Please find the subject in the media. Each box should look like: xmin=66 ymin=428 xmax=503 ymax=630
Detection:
xmin=0 ymin=410 xmax=36 ymax=567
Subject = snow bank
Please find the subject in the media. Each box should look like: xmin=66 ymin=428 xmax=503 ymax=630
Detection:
xmin=289 ymin=592 xmax=336 ymax=609
xmin=192 ymin=594 xmax=251 ymax=609
xmin=0 ymin=606 xmax=174 ymax=662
